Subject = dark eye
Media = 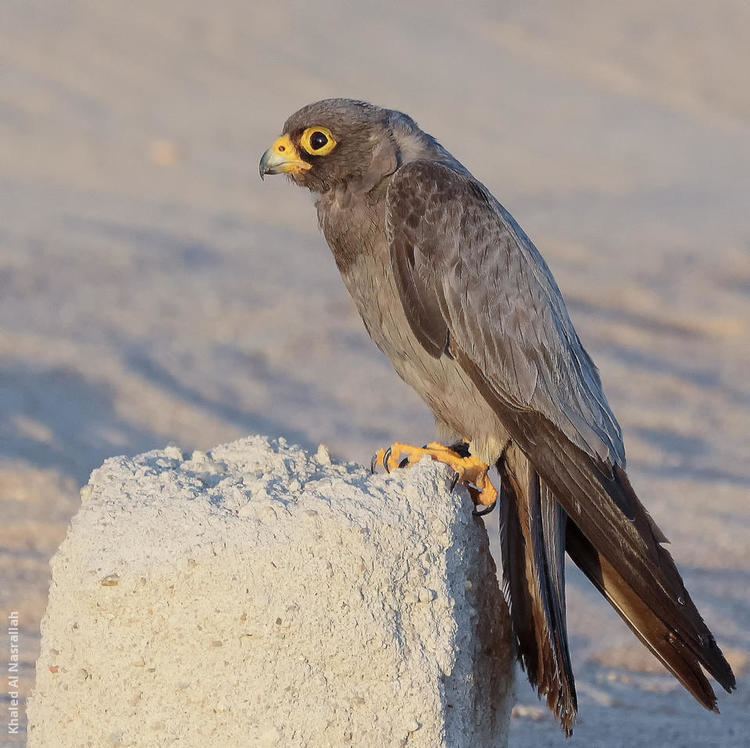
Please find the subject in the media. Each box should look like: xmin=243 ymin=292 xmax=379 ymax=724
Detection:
xmin=310 ymin=131 xmax=328 ymax=151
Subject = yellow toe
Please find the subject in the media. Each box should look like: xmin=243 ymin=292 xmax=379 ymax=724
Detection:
xmin=372 ymin=441 xmax=497 ymax=507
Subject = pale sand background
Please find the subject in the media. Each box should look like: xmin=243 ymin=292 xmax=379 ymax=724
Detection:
xmin=1 ymin=1 xmax=749 ymax=744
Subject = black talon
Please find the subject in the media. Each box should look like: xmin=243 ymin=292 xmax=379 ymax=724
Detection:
xmin=448 ymin=441 xmax=471 ymax=458
xmin=370 ymin=455 xmax=377 ymax=474
xmin=473 ymin=501 xmax=497 ymax=517
xmin=449 ymin=471 xmax=460 ymax=493
xmin=383 ymin=447 xmax=392 ymax=473
xmin=398 ymin=457 xmax=409 ymax=469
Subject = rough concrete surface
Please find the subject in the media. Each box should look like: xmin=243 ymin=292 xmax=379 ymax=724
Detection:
xmin=27 ymin=436 xmax=514 ymax=747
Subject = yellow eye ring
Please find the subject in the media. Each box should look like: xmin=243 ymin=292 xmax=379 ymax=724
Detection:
xmin=300 ymin=126 xmax=337 ymax=156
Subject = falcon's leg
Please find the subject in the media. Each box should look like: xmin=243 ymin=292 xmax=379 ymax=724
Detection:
xmin=371 ymin=441 xmax=498 ymax=509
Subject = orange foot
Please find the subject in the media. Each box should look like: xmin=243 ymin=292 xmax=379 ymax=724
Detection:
xmin=371 ymin=441 xmax=497 ymax=514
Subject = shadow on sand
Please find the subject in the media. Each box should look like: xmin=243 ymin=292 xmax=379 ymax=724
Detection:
xmin=0 ymin=362 xmax=162 ymax=484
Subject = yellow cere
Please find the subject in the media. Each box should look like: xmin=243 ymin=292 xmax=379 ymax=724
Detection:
xmin=269 ymin=134 xmax=311 ymax=173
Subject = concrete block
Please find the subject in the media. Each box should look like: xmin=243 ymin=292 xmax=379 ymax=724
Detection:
xmin=28 ymin=436 xmax=513 ymax=747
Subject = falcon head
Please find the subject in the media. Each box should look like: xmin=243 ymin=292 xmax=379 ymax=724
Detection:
xmin=259 ymin=99 xmax=432 ymax=193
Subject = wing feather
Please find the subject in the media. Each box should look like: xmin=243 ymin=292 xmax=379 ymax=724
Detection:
xmin=386 ymin=160 xmax=623 ymax=466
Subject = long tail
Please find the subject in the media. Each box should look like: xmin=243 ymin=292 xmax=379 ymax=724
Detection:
xmin=498 ymin=444 xmax=577 ymax=735
xmin=493 ymin=411 xmax=736 ymax=735
xmin=563 ymin=485 xmax=735 ymax=711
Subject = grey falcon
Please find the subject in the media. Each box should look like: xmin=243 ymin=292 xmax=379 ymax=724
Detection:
xmin=259 ymin=98 xmax=735 ymax=734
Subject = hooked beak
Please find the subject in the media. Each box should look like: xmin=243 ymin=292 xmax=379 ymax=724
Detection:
xmin=259 ymin=134 xmax=312 ymax=180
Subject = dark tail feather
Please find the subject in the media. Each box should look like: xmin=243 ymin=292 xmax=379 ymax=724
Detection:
xmin=497 ymin=409 xmax=736 ymax=706
xmin=566 ymin=520 xmax=726 ymax=710
xmin=456 ymin=354 xmax=735 ymax=722
xmin=498 ymin=445 xmax=577 ymax=735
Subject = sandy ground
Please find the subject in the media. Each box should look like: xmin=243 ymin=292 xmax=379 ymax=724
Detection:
xmin=1 ymin=1 xmax=749 ymax=744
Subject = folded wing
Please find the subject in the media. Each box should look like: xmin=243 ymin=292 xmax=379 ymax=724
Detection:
xmin=385 ymin=160 xmax=735 ymax=730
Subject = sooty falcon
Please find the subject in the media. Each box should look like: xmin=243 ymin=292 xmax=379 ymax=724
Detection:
xmin=259 ymin=98 xmax=735 ymax=734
